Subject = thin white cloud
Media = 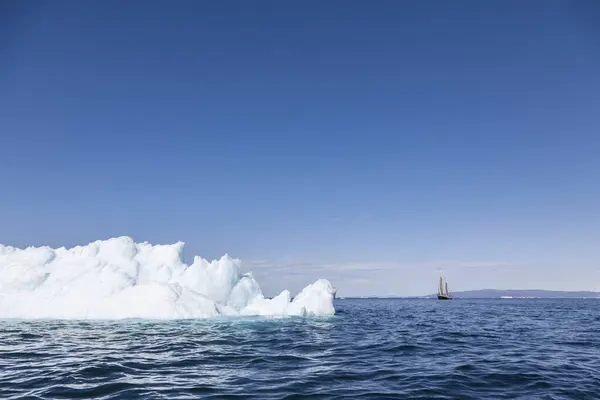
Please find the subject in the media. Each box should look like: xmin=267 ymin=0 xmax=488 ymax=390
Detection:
xmin=244 ymin=258 xmax=521 ymax=297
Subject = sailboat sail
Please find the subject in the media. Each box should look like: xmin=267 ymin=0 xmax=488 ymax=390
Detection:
xmin=438 ymin=272 xmax=452 ymax=299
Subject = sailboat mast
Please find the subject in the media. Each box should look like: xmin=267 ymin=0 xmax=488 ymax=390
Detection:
xmin=436 ymin=271 xmax=453 ymax=300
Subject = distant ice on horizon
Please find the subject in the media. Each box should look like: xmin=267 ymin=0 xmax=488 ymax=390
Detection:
xmin=0 ymin=237 xmax=336 ymax=319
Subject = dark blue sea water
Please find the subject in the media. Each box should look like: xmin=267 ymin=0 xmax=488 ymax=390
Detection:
xmin=1 ymin=298 xmax=599 ymax=399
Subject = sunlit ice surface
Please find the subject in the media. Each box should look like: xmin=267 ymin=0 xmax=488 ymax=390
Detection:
xmin=0 ymin=237 xmax=336 ymax=320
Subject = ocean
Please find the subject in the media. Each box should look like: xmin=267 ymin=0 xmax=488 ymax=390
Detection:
xmin=1 ymin=298 xmax=598 ymax=399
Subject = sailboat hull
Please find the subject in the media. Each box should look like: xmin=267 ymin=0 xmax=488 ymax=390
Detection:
xmin=437 ymin=294 xmax=452 ymax=300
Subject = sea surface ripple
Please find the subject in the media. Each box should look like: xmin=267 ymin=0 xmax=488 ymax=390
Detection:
xmin=1 ymin=299 xmax=599 ymax=399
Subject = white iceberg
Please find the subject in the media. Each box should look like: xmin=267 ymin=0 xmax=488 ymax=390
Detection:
xmin=0 ymin=237 xmax=336 ymax=320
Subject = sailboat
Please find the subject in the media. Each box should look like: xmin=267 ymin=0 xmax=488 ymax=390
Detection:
xmin=437 ymin=272 xmax=453 ymax=300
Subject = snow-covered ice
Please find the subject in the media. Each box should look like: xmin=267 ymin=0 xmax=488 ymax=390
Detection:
xmin=0 ymin=237 xmax=336 ymax=319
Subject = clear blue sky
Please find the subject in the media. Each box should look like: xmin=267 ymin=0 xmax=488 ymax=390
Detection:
xmin=1 ymin=0 xmax=599 ymax=295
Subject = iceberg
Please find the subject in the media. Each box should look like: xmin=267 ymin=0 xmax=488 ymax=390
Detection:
xmin=0 ymin=237 xmax=336 ymax=320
